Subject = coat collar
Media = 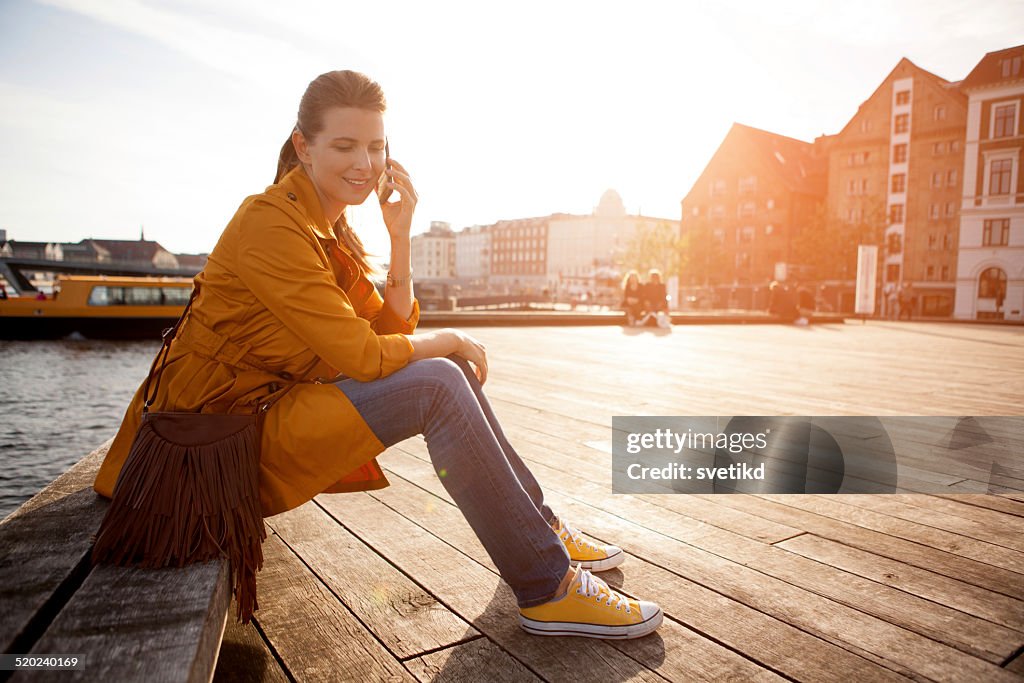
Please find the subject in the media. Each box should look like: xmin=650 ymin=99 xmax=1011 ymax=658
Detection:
xmin=273 ymin=164 xmax=336 ymax=242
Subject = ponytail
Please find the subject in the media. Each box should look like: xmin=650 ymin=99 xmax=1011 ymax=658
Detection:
xmin=275 ymin=130 xmax=300 ymax=184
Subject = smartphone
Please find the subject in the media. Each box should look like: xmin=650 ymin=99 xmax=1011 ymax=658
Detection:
xmin=376 ymin=139 xmax=393 ymax=204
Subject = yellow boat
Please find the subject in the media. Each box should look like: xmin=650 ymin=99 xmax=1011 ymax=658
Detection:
xmin=0 ymin=275 xmax=193 ymax=340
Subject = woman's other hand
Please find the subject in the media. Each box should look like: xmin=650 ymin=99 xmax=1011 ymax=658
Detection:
xmin=452 ymin=329 xmax=488 ymax=385
xmin=407 ymin=328 xmax=488 ymax=385
xmin=380 ymin=157 xmax=418 ymax=240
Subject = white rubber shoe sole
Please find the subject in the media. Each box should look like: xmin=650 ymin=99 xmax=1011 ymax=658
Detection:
xmin=519 ymin=603 xmax=663 ymax=639
xmin=570 ymin=546 xmax=625 ymax=572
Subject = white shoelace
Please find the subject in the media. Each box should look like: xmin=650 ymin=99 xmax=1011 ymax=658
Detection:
xmin=577 ymin=570 xmax=631 ymax=613
xmin=556 ymin=519 xmax=599 ymax=552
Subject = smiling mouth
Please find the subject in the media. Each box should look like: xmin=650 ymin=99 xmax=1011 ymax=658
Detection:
xmin=344 ymin=178 xmax=369 ymax=187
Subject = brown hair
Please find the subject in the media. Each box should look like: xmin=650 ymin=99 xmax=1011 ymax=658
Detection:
xmin=275 ymin=70 xmax=387 ymax=274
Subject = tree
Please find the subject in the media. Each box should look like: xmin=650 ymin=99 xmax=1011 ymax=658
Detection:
xmin=624 ymin=221 xmax=683 ymax=278
xmin=791 ymin=199 xmax=886 ymax=282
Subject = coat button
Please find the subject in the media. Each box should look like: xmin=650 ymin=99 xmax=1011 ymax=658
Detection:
xmin=287 ymin=192 xmax=297 ymax=201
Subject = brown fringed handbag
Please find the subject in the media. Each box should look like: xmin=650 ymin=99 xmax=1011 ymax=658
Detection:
xmin=91 ymin=287 xmax=293 ymax=624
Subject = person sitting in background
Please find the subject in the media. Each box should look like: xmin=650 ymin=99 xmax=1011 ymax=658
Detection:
xmin=768 ymin=281 xmax=799 ymax=323
xmin=639 ymin=269 xmax=669 ymax=328
xmin=621 ymin=270 xmax=643 ymax=326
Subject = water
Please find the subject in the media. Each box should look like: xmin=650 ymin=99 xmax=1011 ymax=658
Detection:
xmin=0 ymin=340 xmax=160 ymax=521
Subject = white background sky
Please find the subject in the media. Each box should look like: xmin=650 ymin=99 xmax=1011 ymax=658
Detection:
xmin=0 ymin=0 xmax=1021 ymax=262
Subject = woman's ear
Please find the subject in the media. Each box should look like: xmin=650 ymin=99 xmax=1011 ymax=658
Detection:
xmin=292 ymin=129 xmax=311 ymax=165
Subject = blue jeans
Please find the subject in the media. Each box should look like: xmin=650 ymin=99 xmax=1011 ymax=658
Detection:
xmin=335 ymin=355 xmax=570 ymax=607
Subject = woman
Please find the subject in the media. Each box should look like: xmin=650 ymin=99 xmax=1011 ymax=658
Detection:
xmin=93 ymin=71 xmax=661 ymax=639
xmin=621 ymin=270 xmax=643 ymax=326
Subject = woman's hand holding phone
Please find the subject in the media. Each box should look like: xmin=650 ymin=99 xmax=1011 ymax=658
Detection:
xmin=378 ymin=156 xmax=417 ymax=241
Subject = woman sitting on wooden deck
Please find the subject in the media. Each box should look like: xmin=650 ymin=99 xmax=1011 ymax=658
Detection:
xmin=93 ymin=70 xmax=662 ymax=640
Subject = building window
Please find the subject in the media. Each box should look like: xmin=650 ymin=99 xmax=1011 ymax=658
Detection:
xmin=931 ymin=171 xmax=943 ymax=188
xmin=712 ymin=228 xmax=725 ymax=243
xmin=889 ymin=204 xmax=904 ymax=223
xmin=735 ymin=252 xmax=751 ymax=269
xmin=766 ymin=198 xmax=775 ymax=209
xmin=895 ymin=90 xmax=910 ymax=105
xmin=886 ymin=264 xmax=901 ymax=282
xmin=941 ymin=265 xmax=950 ymax=280
xmin=990 ymin=158 xmax=1013 ymax=195
xmin=932 ymin=141 xmax=947 ymax=155
xmin=738 ymin=175 xmax=757 ymax=193
xmin=928 ymin=234 xmax=938 ymax=250
xmin=943 ymin=233 xmax=953 ymax=249
xmin=887 ymin=232 xmax=902 ymax=254
xmin=1002 ymin=56 xmax=1023 ymax=78
xmin=992 ymin=103 xmax=1017 ymax=138
xmin=860 ymin=119 xmax=873 ymax=133
xmin=846 ymin=207 xmax=862 ymax=223
xmin=711 ymin=205 xmax=725 ymax=219
xmin=947 ymin=169 xmax=957 ymax=187
xmin=847 ymin=179 xmax=857 ymax=196
xmin=929 ymin=204 xmax=940 ymax=220
xmin=737 ymin=226 xmax=755 ymax=243
xmin=893 ymin=144 xmax=908 ymax=163
xmin=933 ymin=105 xmax=946 ymax=121
xmin=951 ymin=140 xmax=961 ymax=153
xmin=860 ymin=178 xmax=869 ymax=194
xmin=765 ymin=224 xmax=774 ymax=235
xmin=894 ymin=113 xmax=909 ymax=134
xmin=946 ymin=202 xmax=956 ymax=217
xmin=891 ymin=173 xmax=906 ymax=193
xmin=738 ymin=201 xmax=756 ymax=217
xmin=983 ymin=218 xmax=1010 ymax=246
xmin=926 ymin=265 xmax=935 ymax=280
xmin=711 ymin=179 xmax=727 ymax=197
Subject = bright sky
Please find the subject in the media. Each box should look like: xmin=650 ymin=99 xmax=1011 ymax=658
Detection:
xmin=0 ymin=0 xmax=1021 ymax=262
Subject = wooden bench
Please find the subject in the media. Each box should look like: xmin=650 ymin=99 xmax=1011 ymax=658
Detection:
xmin=0 ymin=439 xmax=230 ymax=683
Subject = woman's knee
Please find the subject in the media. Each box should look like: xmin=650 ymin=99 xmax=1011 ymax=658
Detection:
xmin=412 ymin=357 xmax=472 ymax=396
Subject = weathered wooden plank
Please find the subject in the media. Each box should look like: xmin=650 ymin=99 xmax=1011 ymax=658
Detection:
xmin=390 ymin=435 xmax=1023 ymax=664
xmin=375 ymin=448 xmax=907 ymax=683
xmin=775 ymin=533 xmax=1024 ymax=632
xmin=0 ymin=488 xmax=104 ymax=657
xmin=934 ymin=494 xmax=1024 ymax=518
xmin=317 ymin=491 xmax=670 ymax=683
xmin=828 ymin=495 xmax=1024 ymax=551
xmin=697 ymin=492 xmax=1024 ymax=600
xmin=13 ymin=560 xmax=230 ymax=683
xmin=213 ymin=596 xmax=289 ymax=683
xmin=266 ymin=499 xmax=478 ymax=659
xmin=1006 ymin=651 xmax=1024 ymax=675
xmin=250 ymin=531 xmax=414 ymax=682
xmin=403 ymin=637 xmax=542 ymax=683
xmin=752 ymin=495 xmax=1024 ymax=576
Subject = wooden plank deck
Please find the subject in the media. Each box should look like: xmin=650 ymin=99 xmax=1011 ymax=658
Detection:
xmin=212 ymin=321 xmax=1023 ymax=682
xmin=6 ymin=320 xmax=1021 ymax=681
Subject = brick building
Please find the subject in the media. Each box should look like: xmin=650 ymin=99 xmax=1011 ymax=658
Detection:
xmin=679 ymin=123 xmax=826 ymax=310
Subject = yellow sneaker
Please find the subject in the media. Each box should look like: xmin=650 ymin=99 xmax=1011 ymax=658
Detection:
xmin=552 ymin=518 xmax=624 ymax=571
xmin=519 ymin=567 xmax=662 ymax=639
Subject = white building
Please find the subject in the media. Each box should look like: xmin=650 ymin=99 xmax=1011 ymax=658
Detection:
xmin=454 ymin=224 xmax=491 ymax=285
xmin=547 ymin=190 xmax=679 ymax=293
xmin=955 ymin=46 xmax=1024 ymax=321
xmin=411 ymin=221 xmax=456 ymax=281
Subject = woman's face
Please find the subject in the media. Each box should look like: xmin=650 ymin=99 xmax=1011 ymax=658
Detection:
xmin=294 ymin=107 xmax=387 ymax=219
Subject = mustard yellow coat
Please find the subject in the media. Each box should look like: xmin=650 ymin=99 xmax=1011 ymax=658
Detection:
xmin=93 ymin=165 xmax=420 ymax=517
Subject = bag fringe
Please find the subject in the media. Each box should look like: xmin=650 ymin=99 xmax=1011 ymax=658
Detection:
xmin=91 ymin=419 xmax=267 ymax=624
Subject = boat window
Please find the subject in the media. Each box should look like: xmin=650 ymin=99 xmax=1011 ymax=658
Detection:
xmin=87 ymin=286 xmax=127 ymax=306
xmin=123 ymin=287 xmax=164 ymax=305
